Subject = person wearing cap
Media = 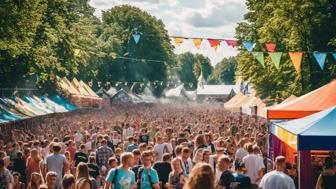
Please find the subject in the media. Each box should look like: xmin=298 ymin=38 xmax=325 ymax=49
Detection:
xmin=232 ymin=160 xmax=251 ymax=189
xmin=259 ymin=156 xmax=295 ymax=189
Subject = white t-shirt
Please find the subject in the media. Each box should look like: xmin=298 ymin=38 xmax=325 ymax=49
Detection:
xmin=74 ymin=132 xmax=83 ymax=143
xmin=153 ymin=143 xmax=173 ymax=160
xmin=123 ymin=127 xmax=134 ymax=140
xmin=85 ymin=141 xmax=92 ymax=151
xmin=259 ymin=170 xmax=296 ymax=189
xmin=177 ymin=157 xmax=193 ymax=176
xmin=215 ymin=168 xmax=222 ymax=183
xmin=235 ymin=148 xmax=248 ymax=162
xmin=242 ymin=154 xmax=265 ymax=184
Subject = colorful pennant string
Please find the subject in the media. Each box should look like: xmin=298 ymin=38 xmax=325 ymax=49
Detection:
xmin=173 ymin=37 xmax=184 ymax=46
xmin=192 ymin=38 xmax=202 ymax=49
xmin=207 ymin=39 xmax=221 ymax=50
xmin=313 ymin=52 xmax=327 ymax=70
xmin=252 ymin=52 xmax=265 ymax=68
xmin=132 ymin=34 xmax=141 ymax=44
xmin=242 ymin=41 xmax=256 ymax=52
xmin=269 ymin=52 xmax=282 ymax=69
xmin=266 ymin=43 xmax=276 ymax=52
xmin=225 ymin=40 xmax=238 ymax=47
xmin=289 ymin=52 xmax=303 ymax=72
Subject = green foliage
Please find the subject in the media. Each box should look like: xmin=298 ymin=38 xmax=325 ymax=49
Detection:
xmin=208 ymin=57 xmax=237 ymax=84
xmin=236 ymin=0 xmax=336 ymax=100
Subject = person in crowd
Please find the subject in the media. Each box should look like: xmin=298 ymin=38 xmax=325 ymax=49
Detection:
xmin=12 ymin=172 xmax=25 ymax=189
xmin=96 ymin=140 xmax=113 ymax=170
xmin=64 ymin=151 xmax=72 ymax=174
xmin=26 ymin=149 xmax=42 ymax=182
xmin=153 ymin=136 xmax=173 ymax=161
xmin=136 ymin=151 xmax=160 ymax=189
xmin=216 ymin=155 xmax=235 ymax=189
xmin=74 ymin=144 xmax=88 ymax=168
xmin=178 ymin=148 xmax=193 ymax=176
xmin=75 ymin=162 xmax=97 ymax=189
xmin=106 ymin=157 xmax=118 ymax=176
xmin=139 ymin=129 xmax=149 ymax=145
xmin=316 ymin=156 xmax=336 ymax=189
xmin=205 ymin=133 xmax=215 ymax=154
xmin=235 ymin=139 xmax=248 ymax=163
xmin=194 ymin=135 xmax=207 ymax=154
xmin=27 ymin=173 xmax=43 ymax=189
xmin=232 ymin=160 xmax=251 ymax=189
xmin=12 ymin=152 xmax=26 ymax=183
xmin=259 ymin=156 xmax=296 ymax=189
xmin=0 ymin=159 xmax=12 ymax=189
xmin=126 ymin=137 xmax=138 ymax=153
xmin=45 ymin=171 xmax=58 ymax=189
xmin=153 ymin=153 xmax=172 ymax=189
xmin=46 ymin=143 xmax=66 ymax=189
xmin=183 ymin=162 xmax=215 ymax=189
xmin=104 ymin=152 xmax=136 ymax=189
xmin=62 ymin=174 xmax=75 ymax=189
xmin=242 ymin=143 xmax=265 ymax=188
xmin=165 ymin=158 xmax=187 ymax=189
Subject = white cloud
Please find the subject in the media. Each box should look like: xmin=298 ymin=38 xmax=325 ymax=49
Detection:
xmin=89 ymin=0 xmax=247 ymax=65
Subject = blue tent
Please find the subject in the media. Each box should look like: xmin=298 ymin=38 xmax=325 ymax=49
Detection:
xmin=51 ymin=95 xmax=77 ymax=111
xmin=272 ymin=106 xmax=336 ymax=150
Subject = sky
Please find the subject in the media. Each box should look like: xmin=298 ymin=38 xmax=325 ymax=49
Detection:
xmin=89 ymin=0 xmax=248 ymax=65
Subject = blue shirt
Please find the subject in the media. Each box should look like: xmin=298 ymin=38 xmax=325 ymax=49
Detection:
xmin=106 ymin=168 xmax=135 ymax=189
xmin=139 ymin=168 xmax=159 ymax=189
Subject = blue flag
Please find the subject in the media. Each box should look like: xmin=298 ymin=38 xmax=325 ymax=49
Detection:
xmin=132 ymin=34 xmax=141 ymax=44
xmin=313 ymin=52 xmax=327 ymax=70
xmin=242 ymin=41 xmax=256 ymax=52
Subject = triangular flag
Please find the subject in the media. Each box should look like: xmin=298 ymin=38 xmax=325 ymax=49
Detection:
xmin=73 ymin=49 xmax=80 ymax=56
xmin=313 ymin=52 xmax=327 ymax=70
xmin=266 ymin=43 xmax=276 ymax=52
xmin=225 ymin=40 xmax=238 ymax=47
xmin=332 ymin=53 xmax=336 ymax=60
xmin=111 ymin=52 xmax=118 ymax=59
xmin=289 ymin=52 xmax=303 ymax=72
xmin=252 ymin=52 xmax=265 ymax=68
xmin=207 ymin=39 xmax=221 ymax=50
xmin=242 ymin=41 xmax=256 ymax=52
xmin=192 ymin=38 xmax=202 ymax=49
xmin=132 ymin=34 xmax=141 ymax=44
xmin=173 ymin=37 xmax=184 ymax=46
xmin=269 ymin=52 xmax=282 ymax=69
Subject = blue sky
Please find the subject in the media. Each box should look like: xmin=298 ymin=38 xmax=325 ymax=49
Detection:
xmin=89 ymin=0 xmax=248 ymax=65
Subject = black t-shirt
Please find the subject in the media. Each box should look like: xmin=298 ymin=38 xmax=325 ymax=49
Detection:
xmin=12 ymin=158 xmax=26 ymax=177
xmin=139 ymin=134 xmax=149 ymax=144
xmin=218 ymin=170 xmax=235 ymax=188
xmin=132 ymin=165 xmax=143 ymax=179
xmin=74 ymin=151 xmax=88 ymax=166
xmin=87 ymin=163 xmax=100 ymax=179
xmin=233 ymin=173 xmax=251 ymax=189
xmin=153 ymin=162 xmax=172 ymax=188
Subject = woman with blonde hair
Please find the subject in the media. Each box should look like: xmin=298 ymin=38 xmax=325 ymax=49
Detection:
xmin=27 ymin=172 xmax=43 ymax=189
xmin=64 ymin=151 xmax=72 ymax=174
xmin=75 ymin=163 xmax=91 ymax=189
xmin=166 ymin=158 xmax=187 ymax=189
xmin=183 ymin=162 xmax=215 ymax=189
xmin=26 ymin=149 xmax=42 ymax=182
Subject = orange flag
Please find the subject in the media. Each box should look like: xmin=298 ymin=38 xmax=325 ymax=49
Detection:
xmin=192 ymin=38 xmax=202 ymax=49
xmin=289 ymin=52 xmax=303 ymax=72
xmin=173 ymin=37 xmax=184 ymax=46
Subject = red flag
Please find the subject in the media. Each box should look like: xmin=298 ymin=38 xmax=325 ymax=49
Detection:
xmin=207 ymin=39 xmax=221 ymax=50
xmin=225 ymin=40 xmax=238 ymax=47
xmin=266 ymin=43 xmax=276 ymax=52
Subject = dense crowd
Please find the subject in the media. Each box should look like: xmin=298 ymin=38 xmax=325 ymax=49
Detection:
xmin=0 ymin=103 xmax=335 ymax=189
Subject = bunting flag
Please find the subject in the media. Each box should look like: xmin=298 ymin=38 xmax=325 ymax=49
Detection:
xmin=332 ymin=53 xmax=336 ymax=60
xmin=192 ymin=38 xmax=202 ymax=49
xmin=269 ymin=52 xmax=282 ymax=69
xmin=313 ymin=52 xmax=327 ymax=70
xmin=207 ymin=39 xmax=221 ymax=50
xmin=73 ymin=49 xmax=80 ymax=56
xmin=289 ymin=52 xmax=303 ymax=72
xmin=173 ymin=37 xmax=184 ymax=46
xmin=252 ymin=52 xmax=265 ymax=68
xmin=132 ymin=34 xmax=141 ymax=44
xmin=242 ymin=41 xmax=256 ymax=52
xmin=225 ymin=40 xmax=238 ymax=47
xmin=266 ymin=43 xmax=276 ymax=52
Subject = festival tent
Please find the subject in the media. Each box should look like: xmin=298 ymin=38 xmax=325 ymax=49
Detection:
xmin=224 ymin=95 xmax=253 ymax=112
xmin=51 ymin=95 xmax=77 ymax=111
xmin=223 ymin=92 xmax=245 ymax=108
xmin=258 ymin=95 xmax=298 ymax=118
xmin=270 ymin=106 xmax=336 ymax=189
xmin=107 ymin=87 xmax=118 ymax=96
xmin=267 ymin=80 xmax=336 ymax=119
xmin=241 ymin=96 xmax=266 ymax=116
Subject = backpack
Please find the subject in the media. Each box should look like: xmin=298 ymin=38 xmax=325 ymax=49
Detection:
xmin=137 ymin=167 xmax=154 ymax=189
xmin=111 ymin=168 xmax=119 ymax=186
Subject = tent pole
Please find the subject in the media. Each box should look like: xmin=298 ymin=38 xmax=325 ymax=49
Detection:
xmin=298 ymin=150 xmax=301 ymax=189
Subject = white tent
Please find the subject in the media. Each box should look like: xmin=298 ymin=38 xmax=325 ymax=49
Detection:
xmin=107 ymin=87 xmax=118 ymax=96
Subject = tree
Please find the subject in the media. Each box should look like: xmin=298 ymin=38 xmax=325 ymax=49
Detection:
xmin=208 ymin=57 xmax=237 ymax=84
xmin=235 ymin=0 xmax=336 ymax=100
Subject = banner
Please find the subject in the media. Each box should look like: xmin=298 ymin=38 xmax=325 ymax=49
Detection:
xmin=289 ymin=52 xmax=303 ymax=72
xmin=132 ymin=34 xmax=141 ymax=44
xmin=266 ymin=43 xmax=276 ymax=52
xmin=269 ymin=52 xmax=282 ymax=69
xmin=173 ymin=37 xmax=184 ymax=46
xmin=207 ymin=39 xmax=221 ymax=50
xmin=252 ymin=52 xmax=265 ymax=68
xmin=243 ymin=41 xmax=256 ymax=52
xmin=192 ymin=38 xmax=202 ymax=49
xmin=313 ymin=52 xmax=327 ymax=70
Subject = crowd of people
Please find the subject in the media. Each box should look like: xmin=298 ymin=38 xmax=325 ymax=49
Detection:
xmin=0 ymin=103 xmax=335 ymax=189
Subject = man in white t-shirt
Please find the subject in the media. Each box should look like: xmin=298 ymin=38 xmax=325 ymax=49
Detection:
xmin=259 ymin=156 xmax=295 ymax=189
xmin=123 ymin=124 xmax=134 ymax=140
xmin=242 ymin=143 xmax=265 ymax=187
xmin=74 ymin=131 xmax=83 ymax=146
xmin=153 ymin=136 xmax=173 ymax=160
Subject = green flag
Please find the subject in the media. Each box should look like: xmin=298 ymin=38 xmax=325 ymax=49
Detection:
xmin=269 ymin=52 xmax=282 ymax=69
xmin=252 ymin=52 xmax=265 ymax=68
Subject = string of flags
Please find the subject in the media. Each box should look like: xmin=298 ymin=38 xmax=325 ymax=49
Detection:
xmin=89 ymin=80 xmax=191 ymax=88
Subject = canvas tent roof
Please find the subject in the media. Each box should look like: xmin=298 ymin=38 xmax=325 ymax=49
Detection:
xmin=271 ymin=106 xmax=336 ymax=150
xmin=165 ymin=85 xmax=184 ymax=97
xmin=258 ymin=95 xmax=297 ymax=118
xmin=268 ymin=80 xmax=336 ymax=119
xmin=224 ymin=92 xmax=245 ymax=108
xmin=197 ymin=85 xmax=240 ymax=96
xmin=107 ymin=87 xmax=118 ymax=96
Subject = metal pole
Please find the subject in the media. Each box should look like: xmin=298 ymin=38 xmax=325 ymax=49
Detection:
xmin=298 ymin=150 xmax=301 ymax=189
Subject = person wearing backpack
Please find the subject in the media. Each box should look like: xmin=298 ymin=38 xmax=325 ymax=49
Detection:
xmin=136 ymin=151 xmax=160 ymax=189
xmin=216 ymin=155 xmax=235 ymax=189
xmin=104 ymin=153 xmax=135 ymax=189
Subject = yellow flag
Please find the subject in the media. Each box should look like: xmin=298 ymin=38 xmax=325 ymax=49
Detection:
xmin=289 ymin=52 xmax=303 ymax=73
xmin=73 ymin=49 xmax=80 ymax=56
xmin=173 ymin=37 xmax=184 ymax=46
xmin=192 ymin=38 xmax=202 ymax=49
xmin=111 ymin=52 xmax=118 ymax=59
